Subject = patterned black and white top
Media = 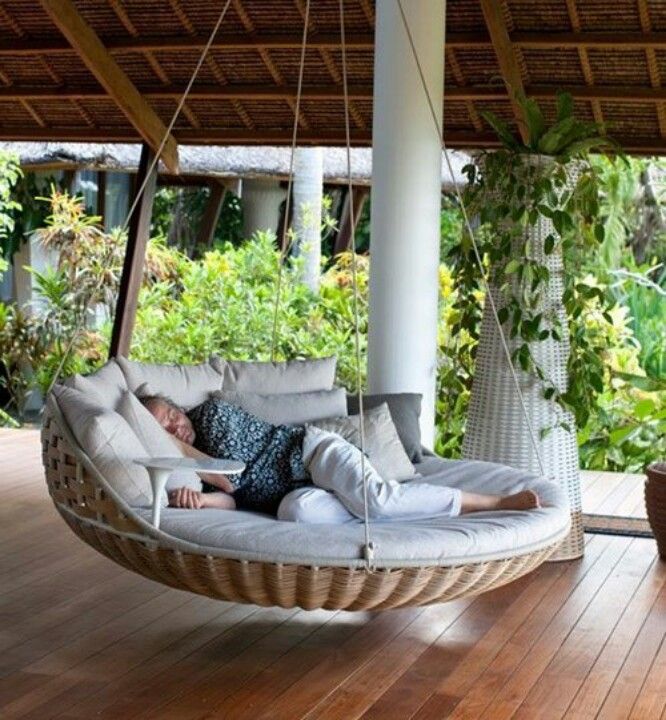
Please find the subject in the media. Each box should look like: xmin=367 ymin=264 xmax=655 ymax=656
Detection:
xmin=188 ymin=398 xmax=309 ymax=515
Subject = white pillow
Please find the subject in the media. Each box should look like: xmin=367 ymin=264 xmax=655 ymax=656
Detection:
xmin=310 ymin=403 xmax=415 ymax=481
xmin=210 ymin=356 xmax=337 ymax=394
xmin=51 ymin=384 xmax=163 ymax=508
xmin=63 ymin=359 xmax=127 ymax=410
xmin=211 ymin=388 xmax=347 ymax=425
xmin=116 ymin=357 xmax=223 ymax=409
xmin=116 ymin=391 xmax=202 ymax=492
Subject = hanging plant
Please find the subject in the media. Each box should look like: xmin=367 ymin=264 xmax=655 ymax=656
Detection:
xmin=453 ymin=91 xmax=623 ymax=431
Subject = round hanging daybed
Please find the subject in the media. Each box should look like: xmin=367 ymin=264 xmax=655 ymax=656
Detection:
xmin=42 ymin=383 xmax=570 ymax=612
xmin=39 ymin=0 xmax=573 ymax=612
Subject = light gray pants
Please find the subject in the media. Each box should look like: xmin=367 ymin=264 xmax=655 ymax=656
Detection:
xmin=277 ymin=427 xmax=462 ymax=524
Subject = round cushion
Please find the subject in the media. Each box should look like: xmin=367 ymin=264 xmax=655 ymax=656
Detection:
xmin=137 ymin=457 xmax=571 ymax=569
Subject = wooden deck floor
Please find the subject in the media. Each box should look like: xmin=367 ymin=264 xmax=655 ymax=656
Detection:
xmin=581 ymin=470 xmax=647 ymax=519
xmin=1 ymin=429 xmax=664 ymax=720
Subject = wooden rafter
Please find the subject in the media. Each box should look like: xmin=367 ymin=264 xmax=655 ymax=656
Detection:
xmin=231 ymin=0 xmax=310 ymax=131
xmin=292 ymin=0 xmax=365 ymax=130
xmin=2 ymin=124 xmax=666 ymax=154
xmin=565 ymin=0 xmax=604 ymax=128
xmin=478 ymin=0 xmax=529 ymax=143
xmin=11 ymin=30 xmax=666 ymax=57
xmin=446 ymin=48 xmax=483 ymax=133
xmin=637 ymin=0 xmax=666 ymax=138
xmin=109 ymin=144 xmax=158 ymax=358
xmin=10 ymin=83 xmax=666 ymax=103
xmin=38 ymin=0 xmax=179 ymax=173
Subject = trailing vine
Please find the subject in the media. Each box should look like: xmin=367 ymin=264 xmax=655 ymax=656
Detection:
xmin=450 ymin=92 xmax=622 ymax=433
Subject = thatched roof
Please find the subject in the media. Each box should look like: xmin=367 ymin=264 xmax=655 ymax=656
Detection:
xmin=0 ymin=1 xmax=666 ymax=159
xmin=0 ymin=141 xmax=470 ymax=188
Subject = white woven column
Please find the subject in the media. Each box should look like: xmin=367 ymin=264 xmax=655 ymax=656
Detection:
xmin=368 ymin=0 xmax=444 ymax=448
xmin=462 ymin=160 xmax=584 ymax=560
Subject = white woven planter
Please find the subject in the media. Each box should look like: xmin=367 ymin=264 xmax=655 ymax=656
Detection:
xmin=462 ymin=156 xmax=584 ymax=561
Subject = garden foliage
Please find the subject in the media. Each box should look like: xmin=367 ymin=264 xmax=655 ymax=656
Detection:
xmin=0 ymin=170 xmax=663 ymax=472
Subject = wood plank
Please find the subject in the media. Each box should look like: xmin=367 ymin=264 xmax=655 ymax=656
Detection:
xmin=597 ymin=582 xmax=666 ymax=719
xmin=0 ymin=431 xmax=662 ymax=719
xmin=196 ymin=181 xmax=226 ymax=248
xmin=319 ymin=574 xmax=537 ymax=720
xmin=479 ymin=0 xmax=529 ymax=143
xmin=492 ymin=538 xmax=656 ymax=719
xmin=37 ymin=0 xmax=178 ymax=173
xmin=397 ymin=564 xmax=568 ymax=719
xmin=563 ymin=557 xmax=666 ymax=718
xmin=10 ymin=82 xmax=666 ymax=105
xmin=109 ymin=143 xmax=157 ymax=358
xmin=440 ymin=535 xmax=619 ymax=719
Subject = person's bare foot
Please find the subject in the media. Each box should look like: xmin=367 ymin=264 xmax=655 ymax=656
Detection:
xmin=497 ymin=490 xmax=540 ymax=511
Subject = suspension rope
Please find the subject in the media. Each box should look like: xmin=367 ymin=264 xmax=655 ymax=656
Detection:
xmin=269 ymin=0 xmax=311 ymax=361
xmin=338 ymin=0 xmax=375 ymax=570
xmin=395 ymin=0 xmax=547 ymax=477
xmin=46 ymin=0 xmax=233 ymax=394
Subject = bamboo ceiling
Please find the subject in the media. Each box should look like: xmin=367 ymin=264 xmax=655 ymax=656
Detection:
xmin=2 ymin=0 xmax=666 ymax=169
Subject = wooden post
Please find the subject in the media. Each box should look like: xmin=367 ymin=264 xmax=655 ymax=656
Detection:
xmin=334 ymin=185 xmax=369 ymax=255
xmin=109 ymin=144 xmax=157 ymax=358
xmin=197 ymin=181 xmax=227 ymax=248
xmin=96 ymin=170 xmax=106 ymax=222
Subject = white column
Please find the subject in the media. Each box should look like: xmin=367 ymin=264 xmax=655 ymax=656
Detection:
xmin=292 ymin=147 xmax=323 ymax=292
xmin=241 ymin=178 xmax=287 ymax=240
xmin=368 ymin=0 xmax=444 ymax=448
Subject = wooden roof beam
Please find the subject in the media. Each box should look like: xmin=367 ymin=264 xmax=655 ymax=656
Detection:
xmin=0 ymin=125 xmax=664 ymax=154
xmin=10 ymin=83 xmax=666 ymax=103
xmin=10 ymin=31 xmax=666 ymax=56
xmin=479 ymin=0 xmax=529 ymax=143
xmin=38 ymin=0 xmax=179 ymax=173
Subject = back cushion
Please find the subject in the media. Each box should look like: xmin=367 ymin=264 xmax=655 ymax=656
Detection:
xmin=116 ymin=391 xmax=202 ymax=492
xmin=64 ymin=359 xmax=127 ymax=410
xmin=117 ymin=357 xmax=223 ymax=409
xmin=211 ymin=388 xmax=348 ymax=425
xmin=51 ymin=384 xmax=163 ymax=508
xmin=347 ymin=393 xmax=423 ymax=462
xmin=210 ymin=356 xmax=336 ymax=394
xmin=311 ymin=403 xmax=415 ymax=481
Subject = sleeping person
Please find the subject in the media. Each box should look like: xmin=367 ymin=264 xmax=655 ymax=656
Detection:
xmin=142 ymin=394 xmax=540 ymax=524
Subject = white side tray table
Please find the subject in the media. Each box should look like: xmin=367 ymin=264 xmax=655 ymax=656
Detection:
xmin=136 ymin=457 xmax=246 ymax=529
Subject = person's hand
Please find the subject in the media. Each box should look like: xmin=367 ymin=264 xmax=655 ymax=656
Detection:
xmin=168 ymin=487 xmax=204 ymax=509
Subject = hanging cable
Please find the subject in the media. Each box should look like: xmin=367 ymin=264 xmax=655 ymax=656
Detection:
xmin=269 ymin=0 xmax=311 ymax=361
xmin=395 ymin=0 xmax=547 ymax=477
xmin=339 ymin=0 xmax=375 ymax=571
xmin=46 ymin=0 xmax=233 ymax=395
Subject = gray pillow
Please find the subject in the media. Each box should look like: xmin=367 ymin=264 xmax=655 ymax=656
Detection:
xmin=117 ymin=357 xmax=223 ymax=410
xmin=116 ymin=391 xmax=202 ymax=493
xmin=51 ymin=384 xmax=162 ymax=508
xmin=347 ymin=393 xmax=423 ymax=462
xmin=210 ymin=356 xmax=337 ymax=394
xmin=63 ymin=359 xmax=127 ymax=410
xmin=211 ymin=388 xmax=347 ymax=425
xmin=311 ymin=403 xmax=415 ymax=481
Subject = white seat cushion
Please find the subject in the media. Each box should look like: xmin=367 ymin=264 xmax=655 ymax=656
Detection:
xmin=135 ymin=457 xmax=571 ymax=568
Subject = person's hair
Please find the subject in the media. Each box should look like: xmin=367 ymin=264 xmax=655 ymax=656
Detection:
xmin=138 ymin=393 xmax=184 ymax=413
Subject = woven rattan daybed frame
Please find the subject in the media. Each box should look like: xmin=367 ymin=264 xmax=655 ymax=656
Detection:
xmin=41 ymin=397 xmax=566 ymax=612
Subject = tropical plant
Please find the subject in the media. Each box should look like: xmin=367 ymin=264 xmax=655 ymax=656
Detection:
xmin=456 ymin=92 xmax=621 ymax=432
xmin=0 ymin=150 xmax=22 ymax=259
